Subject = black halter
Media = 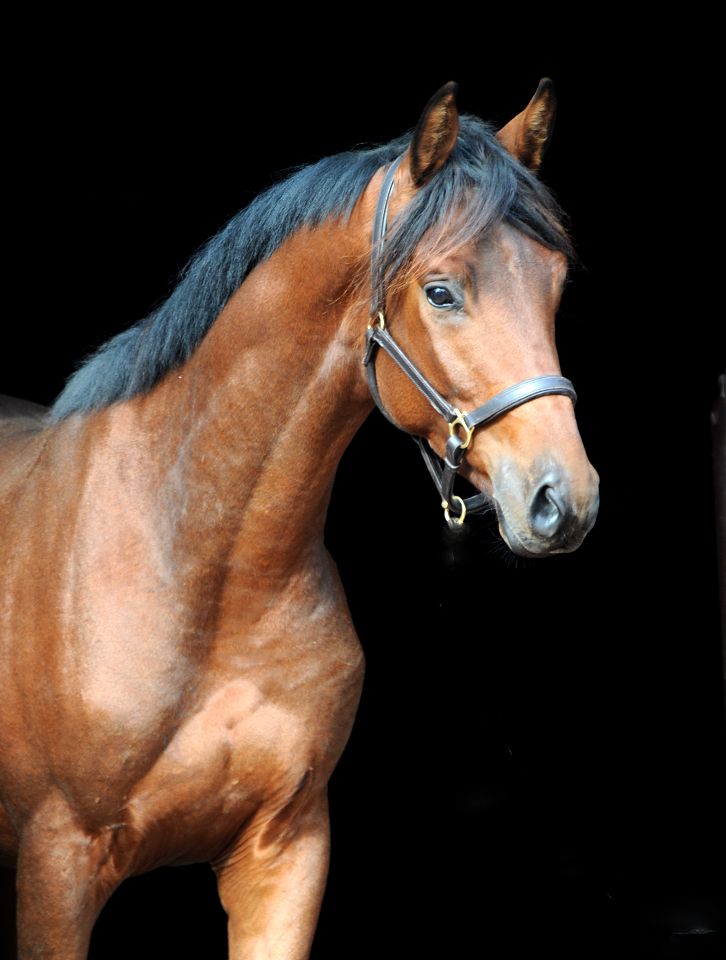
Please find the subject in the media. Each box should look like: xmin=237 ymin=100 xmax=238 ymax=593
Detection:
xmin=362 ymin=156 xmax=577 ymax=528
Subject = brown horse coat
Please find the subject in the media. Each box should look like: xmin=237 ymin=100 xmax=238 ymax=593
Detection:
xmin=0 ymin=81 xmax=598 ymax=959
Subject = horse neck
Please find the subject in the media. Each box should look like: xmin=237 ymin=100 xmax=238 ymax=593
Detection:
xmin=123 ymin=217 xmax=373 ymax=588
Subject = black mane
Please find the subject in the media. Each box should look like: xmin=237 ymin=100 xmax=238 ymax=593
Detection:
xmin=50 ymin=117 xmax=573 ymax=422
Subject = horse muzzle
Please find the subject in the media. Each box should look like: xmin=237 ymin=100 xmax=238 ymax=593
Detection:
xmin=494 ymin=461 xmax=600 ymax=557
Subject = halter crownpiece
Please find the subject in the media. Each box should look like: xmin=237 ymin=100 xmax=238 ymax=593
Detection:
xmin=362 ymin=156 xmax=577 ymax=528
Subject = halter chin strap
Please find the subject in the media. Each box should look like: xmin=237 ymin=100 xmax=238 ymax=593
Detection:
xmin=362 ymin=155 xmax=577 ymax=527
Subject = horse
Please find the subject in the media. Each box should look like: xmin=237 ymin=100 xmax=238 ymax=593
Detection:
xmin=0 ymin=79 xmax=599 ymax=959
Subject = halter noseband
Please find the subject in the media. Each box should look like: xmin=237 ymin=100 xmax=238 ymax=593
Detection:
xmin=362 ymin=156 xmax=577 ymax=528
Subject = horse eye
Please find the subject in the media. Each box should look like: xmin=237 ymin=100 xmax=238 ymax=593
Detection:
xmin=426 ymin=285 xmax=456 ymax=307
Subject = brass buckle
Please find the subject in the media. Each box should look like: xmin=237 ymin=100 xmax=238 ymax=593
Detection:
xmin=442 ymin=495 xmax=467 ymax=526
xmin=368 ymin=310 xmax=386 ymax=331
xmin=448 ymin=408 xmax=473 ymax=449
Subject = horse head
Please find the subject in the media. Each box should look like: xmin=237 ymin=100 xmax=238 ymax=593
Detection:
xmin=362 ymin=80 xmax=600 ymax=557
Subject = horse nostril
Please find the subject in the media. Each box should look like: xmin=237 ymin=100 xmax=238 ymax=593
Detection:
xmin=528 ymin=483 xmax=566 ymax=539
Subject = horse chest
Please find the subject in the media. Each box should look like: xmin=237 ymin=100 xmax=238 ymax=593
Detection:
xmin=122 ymin=639 xmax=363 ymax=868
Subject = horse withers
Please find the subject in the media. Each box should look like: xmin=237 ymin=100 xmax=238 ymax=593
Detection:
xmin=0 ymin=80 xmax=599 ymax=958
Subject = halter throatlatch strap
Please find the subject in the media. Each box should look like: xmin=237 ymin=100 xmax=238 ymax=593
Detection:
xmin=362 ymin=155 xmax=577 ymax=527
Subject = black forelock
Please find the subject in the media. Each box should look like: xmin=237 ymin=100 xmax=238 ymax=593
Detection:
xmin=377 ymin=116 xmax=574 ymax=293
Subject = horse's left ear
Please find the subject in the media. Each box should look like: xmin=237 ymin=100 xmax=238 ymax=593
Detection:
xmin=408 ymin=81 xmax=459 ymax=187
xmin=496 ymin=78 xmax=556 ymax=171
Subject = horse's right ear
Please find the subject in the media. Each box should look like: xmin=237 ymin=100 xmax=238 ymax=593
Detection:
xmin=406 ymin=82 xmax=459 ymax=187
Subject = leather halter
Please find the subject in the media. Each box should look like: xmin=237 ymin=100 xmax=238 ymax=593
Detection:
xmin=362 ymin=155 xmax=577 ymax=528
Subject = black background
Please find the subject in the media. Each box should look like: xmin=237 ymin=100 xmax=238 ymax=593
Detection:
xmin=3 ymin=26 xmax=724 ymax=960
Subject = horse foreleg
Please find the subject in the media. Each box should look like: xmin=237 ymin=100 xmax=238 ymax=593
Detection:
xmin=213 ymin=785 xmax=331 ymax=960
xmin=15 ymin=797 xmax=118 ymax=959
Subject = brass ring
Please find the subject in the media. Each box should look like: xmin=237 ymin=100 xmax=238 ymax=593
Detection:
xmin=442 ymin=495 xmax=467 ymax=526
xmin=448 ymin=409 xmax=473 ymax=449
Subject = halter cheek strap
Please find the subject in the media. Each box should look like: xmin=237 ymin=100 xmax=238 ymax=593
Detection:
xmin=362 ymin=156 xmax=577 ymax=527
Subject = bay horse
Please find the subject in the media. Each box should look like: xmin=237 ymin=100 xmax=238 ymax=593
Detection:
xmin=0 ymin=80 xmax=599 ymax=958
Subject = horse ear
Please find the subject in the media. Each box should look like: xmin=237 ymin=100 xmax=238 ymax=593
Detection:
xmin=496 ymin=78 xmax=556 ymax=171
xmin=408 ymin=81 xmax=459 ymax=187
